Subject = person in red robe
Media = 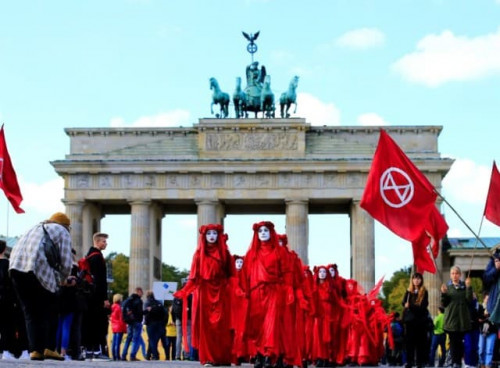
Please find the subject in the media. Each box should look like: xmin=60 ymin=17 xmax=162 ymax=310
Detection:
xmin=173 ymin=224 xmax=232 ymax=366
xmin=298 ymin=266 xmax=315 ymax=368
xmin=328 ymin=264 xmax=347 ymax=365
xmin=229 ymin=255 xmax=248 ymax=364
xmin=242 ymin=221 xmax=288 ymax=368
xmin=311 ymin=265 xmax=335 ymax=367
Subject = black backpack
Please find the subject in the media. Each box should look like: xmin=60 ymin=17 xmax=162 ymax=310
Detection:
xmin=122 ymin=297 xmax=138 ymax=324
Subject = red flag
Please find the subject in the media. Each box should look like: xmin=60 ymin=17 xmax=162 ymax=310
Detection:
xmin=411 ymin=239 xmax=436 ymax=274
xmin=484 ymin=161 xmax=500 ymax=227
xmin=411 ymin=207 xmax=448 ymax=274
xmin=361 ymin=130 xmax=437 ymax=241
xmin=367 ymin=275 xmax=385 ymax=300
xmin=0 ymin=125 xmax=24 ymax=213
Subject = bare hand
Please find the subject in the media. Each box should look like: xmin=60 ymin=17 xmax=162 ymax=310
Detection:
xmin=104 ymin=300 xmax=110 ymax=308
xmin=465 ymin=277 xmax=471 ymax=287
xmin=441 ymin=284 xmax=447 ymax=293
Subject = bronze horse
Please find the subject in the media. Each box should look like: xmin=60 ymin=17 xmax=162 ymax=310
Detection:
xmin=279 ymin=76 xmax=299 ymax=118
xmin=209 ymin=77 xmax=229 ymax=118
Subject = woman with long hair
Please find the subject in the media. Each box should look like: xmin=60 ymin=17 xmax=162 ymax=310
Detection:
xmin=402 ymin=273 xmax=429 ymax=368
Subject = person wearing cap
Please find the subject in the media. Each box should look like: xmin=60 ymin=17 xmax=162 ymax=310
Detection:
xmin=9 ymin=212 xmax=73 ymax=361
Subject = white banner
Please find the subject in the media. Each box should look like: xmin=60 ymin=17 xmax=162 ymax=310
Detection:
xmin=152 ymin=281 xmax=178 ymax=301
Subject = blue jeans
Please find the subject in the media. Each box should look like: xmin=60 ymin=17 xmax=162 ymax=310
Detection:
xmin=146 ymin=322 xmax=163 ymax=360
xmin=121 ymin=322 xmax=142 ymax=359
xmin=56 ymin=312 xmax=74 ymax=352
xmin=464 ymin=329 xmax=479 ymax=366
xmin=479 ymin=332 xmax=496 ymax=367
xmin=112 ymin=332 xmax=123 ymax=360
xmin=429 ymin=333 xmax=446 ymax=366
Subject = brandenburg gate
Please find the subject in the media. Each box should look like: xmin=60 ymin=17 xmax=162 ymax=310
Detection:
xmin=52 ymin=118 xmax=452 ymax=307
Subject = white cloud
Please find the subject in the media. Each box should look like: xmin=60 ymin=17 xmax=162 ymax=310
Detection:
xmin=110 ymin=110 xmax=192 ymax=128
xmin=393 ymin=28 xmax=500 ymax=87
xmin=442 ymin=158 xmax=491 ymax=204
xmin=336 ymin=28 xmax=385 ymax=49
xmin=20 ymin=177 xmax=65 ymax=213
xmin=296 ymin=93 xmax=340 ymax=125
xmin=357 ymin=112 xmax=390 ymax=126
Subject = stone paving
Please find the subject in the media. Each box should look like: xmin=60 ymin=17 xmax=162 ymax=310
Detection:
xmin=0 ymin=361 xmax=384 ymax=368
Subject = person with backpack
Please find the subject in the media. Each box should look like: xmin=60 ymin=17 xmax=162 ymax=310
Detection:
xmin=82 ymin=232 xmax=111 ymax=361
xmin=9 ymin=212 xmax=73 ymax=361
xmin=144 ymin=290 xmax=167 ymax=360
xmin=121 ymin=287 xmax=144 ymax=361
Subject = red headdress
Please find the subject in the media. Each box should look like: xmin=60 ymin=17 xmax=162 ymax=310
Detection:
xmin=278 ymin=233 xmax=288 ymax=248
xmin=190 ymin=223 xmax=229 ymax=279
xmin=313 ymin=265 xmax=332 ymax=284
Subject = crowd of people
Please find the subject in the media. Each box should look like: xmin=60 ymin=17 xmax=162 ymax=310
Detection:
xmin=1 ymin=213 xmax=500 ymax=368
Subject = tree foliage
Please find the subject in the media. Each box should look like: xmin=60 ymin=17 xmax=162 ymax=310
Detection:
xmin=380 ymin=266 xmax=411 ymax=312
xmin=105 ymin=252 xmax=189 ymax=298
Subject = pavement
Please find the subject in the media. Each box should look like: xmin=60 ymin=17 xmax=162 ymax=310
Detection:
xmin=0 ymin=358 xmax=207 ymax=368
xmin=0 ymin=361 xmax=384 ymax=368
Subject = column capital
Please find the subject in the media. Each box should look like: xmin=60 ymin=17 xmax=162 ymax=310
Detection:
xmin=129 ymin=199 xmax=151 ymax=206
xmin=194 ymin=198 xmax=219 ymax=205
xmin=285 ymin=198 xmax=309 ymax=204
xmin=62 ymin=200 xmax=85 ymax=207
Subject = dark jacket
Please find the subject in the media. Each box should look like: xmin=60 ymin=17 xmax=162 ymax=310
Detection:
xmin=122 ymin=293 xmax=144 ymax=324
xmin=401 ymin=289 xmax=429 ymax=324
xmin=86 ymin=247 xmax=107 ymax=302
xmin=441 ymin=280 xmax=472 ymax=332
xmin=144 ymin=296 xmax=166 ymax=325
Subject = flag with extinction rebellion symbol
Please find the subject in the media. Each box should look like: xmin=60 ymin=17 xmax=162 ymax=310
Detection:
xmin=360 ymin=129 xmax=437 ymax=242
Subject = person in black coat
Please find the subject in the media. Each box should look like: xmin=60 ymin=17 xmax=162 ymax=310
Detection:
xmin=82 ymin=232 xmax=110 ymax=360
xmin=402 ymin=273 xmax=429 ymax=368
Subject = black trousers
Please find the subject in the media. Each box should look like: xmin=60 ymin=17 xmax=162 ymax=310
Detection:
xmin=83 ymin=299 xmax=108 ymax=353
xmin=404 ymin=321 xmax=428 ymax=367
xmin=10 ymin=270 xmax=58 ymax=354
xmin=448 ymin=331 xmax=465 ymax=366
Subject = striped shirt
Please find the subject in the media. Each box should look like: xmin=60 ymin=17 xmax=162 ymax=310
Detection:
xmin=9 ymin=222 xmax=73 ymax=293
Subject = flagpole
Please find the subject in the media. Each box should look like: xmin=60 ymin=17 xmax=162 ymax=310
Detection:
xmin=434 ymin=189 xmax=489 ymax=249
xmin=466 ymin=216 xmax=485 ymax=279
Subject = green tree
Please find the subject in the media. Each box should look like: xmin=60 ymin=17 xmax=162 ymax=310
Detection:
xmin=381 ymin=266 xmax=411 ymax=312
xmin=107 ymin=252 xmax=129 ymax=297
xmin=105 ymin=252 xmax=189 ymax=298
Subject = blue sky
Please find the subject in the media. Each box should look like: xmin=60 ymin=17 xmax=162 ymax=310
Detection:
xmin=1 ymin=0 xmax=500 ymax=284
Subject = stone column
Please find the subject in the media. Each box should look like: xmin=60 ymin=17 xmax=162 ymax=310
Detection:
xmin=82 ymin=202 xmax=102 ymax=256
xmin=149 ymin=202 xmax=164 ymax=284
xmin=64 ymin=201 xmax=84 ymax=257
xmin=129 ymin=201 xmax=151 ymax=294
xmin=285 ymin=198 xmax=309 ymax=265
xmin=196 ymin=199 xmax=220 ymax=228
xmin=350 ymin=200 xmax=375 ymax=292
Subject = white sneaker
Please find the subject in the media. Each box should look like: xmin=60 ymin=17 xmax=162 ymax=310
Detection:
xmin=2 ymin=351 xmax=16 ymax=360
xmin=64 ymin=355 xmax=72 ymax=361
xmin=19 ymin=350 xmax=30 ymax=360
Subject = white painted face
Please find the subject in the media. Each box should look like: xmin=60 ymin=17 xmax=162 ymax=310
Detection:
xmin=235 ymin=258 xmax=244 ymax=270
xmin=258 ymin=226 xmax=271 ymax=241
xmin=206 ymin=229 xmax=218 ymax=244
xmin=329 ymin=267 xmax=336 ymax=278
xmin=318 ymin=268 xmax=327 ymax=280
